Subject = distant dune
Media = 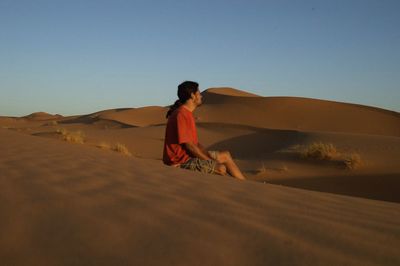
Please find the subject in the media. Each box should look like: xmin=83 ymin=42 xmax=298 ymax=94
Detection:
xmin=199 ymin=88 xmax=400 ymax=137
xmin=23 ymin=111 xmax=63 ymax=121
xmin=98 ymin=106 xmax=168 ymax=127
xmin=205 ymin=87 xmax=261 ymax=97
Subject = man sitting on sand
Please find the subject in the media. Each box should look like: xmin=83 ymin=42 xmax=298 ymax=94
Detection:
xmin=163 ymin=81 xmax=246 ymax=180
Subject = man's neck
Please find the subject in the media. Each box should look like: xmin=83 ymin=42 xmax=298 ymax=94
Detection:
xmin=182 ymin=102 xmax=196 ymax=112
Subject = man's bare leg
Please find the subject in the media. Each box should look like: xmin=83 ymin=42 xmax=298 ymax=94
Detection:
xmin=214 ymin=164 xmax=227 ymax=176
xmin=216 ymin=151 xmax=246 ymax=180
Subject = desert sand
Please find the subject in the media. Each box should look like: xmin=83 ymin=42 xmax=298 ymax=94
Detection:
xmin=1 ymin=88 xmax=399 ymax=265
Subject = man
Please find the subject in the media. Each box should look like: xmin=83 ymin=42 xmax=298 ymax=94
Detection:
xmin=163 ymin=81 xmax=246 ymax=180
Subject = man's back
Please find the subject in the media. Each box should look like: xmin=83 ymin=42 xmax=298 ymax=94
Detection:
xmin=163 ymin=106 xmax=198 ymax=166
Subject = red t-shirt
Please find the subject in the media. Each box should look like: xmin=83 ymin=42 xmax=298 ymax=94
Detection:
xmin=163 ymin=106 xmax=198 ymax=165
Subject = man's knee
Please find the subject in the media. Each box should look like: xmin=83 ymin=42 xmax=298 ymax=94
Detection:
xmin=218 ymin=150 xmax=232 ymax=162
xmin=215 ymin=164 xmax=227 ymax=176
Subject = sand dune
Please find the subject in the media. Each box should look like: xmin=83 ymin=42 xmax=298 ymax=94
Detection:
xmin=1 ymin=87 xmax=400 ymax=265
xmin=205 ymin=87 xmax=261 ymax=97
xmin=23 ymin=111 xmax=63 ymax=121
xmin=1 ymin=128 xmax=399 ymax=265
xmin=98 ymin=106 xmax=168 ymax=127
xmin=199 ymin=90 xmax=400 ymax=137
xmin=59 ymin=106 xmax=167 ymax=127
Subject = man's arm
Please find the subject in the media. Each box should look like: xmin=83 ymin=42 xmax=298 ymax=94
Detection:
xmin=198 ymin=143 xmax=212 ymax=159
xmin=184 ymin=142 xmax=212 ymax=160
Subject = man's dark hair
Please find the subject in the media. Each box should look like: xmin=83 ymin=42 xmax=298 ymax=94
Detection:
xmin=166 ymin=81 xmax=199 ymax=118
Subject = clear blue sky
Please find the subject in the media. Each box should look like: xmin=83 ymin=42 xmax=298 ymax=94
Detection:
xmin=1 ymin=0 xmax=399 ymax=116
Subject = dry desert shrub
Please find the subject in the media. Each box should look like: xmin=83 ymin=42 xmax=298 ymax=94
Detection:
xmin=63 ymin=131 xmax=85 ymax=144
xmin=56 ymin=128 xmax=85 ymax=144
xmin=95 ymin=141 xmax=132 ymax=156
xmin=297 ymin=142 xmax=362 ymax=170
xmin=256 ymin=162 xmax=288 ymax=175
xmin=343 ymin=153 xmax=362 ymax=170
xmin=301 ymin=142 xmax=339 ymax=160
xmin=56 ymin=128 xmax=67 ymax=136
xmin=112 ymin=143 xmax=132 ymax=156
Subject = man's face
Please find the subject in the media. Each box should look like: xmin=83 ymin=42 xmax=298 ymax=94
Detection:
xmin=192 ymin=90 xmax=203 ymax=107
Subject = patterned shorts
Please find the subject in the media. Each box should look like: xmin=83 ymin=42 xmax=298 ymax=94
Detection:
xmin=180 ymin=151 xmax=219 ymax=174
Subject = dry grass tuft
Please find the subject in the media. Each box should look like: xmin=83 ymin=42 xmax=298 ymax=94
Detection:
xmin=56 ymin=128 xmax=85 ymax=144
xmin=63 ymin=131 xmax=85 ymax=144
xmin=56 ymin=128 xmax=67 ymax=136
xmin=95 ymin=141 xmax=132 ymax=156
xmin=112 ymin=143 xmax=132 ymax=156
xmin=295 ymin=142 xmax=362 ymax=170
xmin=256 ymin=163 xmax=288 ymax=175
xmin=343 ymin=153 xmax=362 ymax=170
xmin=301 ymin=142 xmax=339 ymax=160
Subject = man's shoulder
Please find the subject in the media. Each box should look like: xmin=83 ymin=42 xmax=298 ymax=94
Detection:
xmin=167 ymin=107 xmax=188 ymax=124
xmin=176 ymin=106 xmax=193 ymax=119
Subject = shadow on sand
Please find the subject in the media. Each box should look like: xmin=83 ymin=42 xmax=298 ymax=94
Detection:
xmin=266 ymin=173 xmax=400 ymax=203
xmin=206 ymin=126 xmax=310 ymax=159
xmin=205 ymin=124 xmax=400 ymax=203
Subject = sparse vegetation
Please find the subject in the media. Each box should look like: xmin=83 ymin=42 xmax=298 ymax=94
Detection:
xmin=56 ymin=128 xmax=85 ymax=144
xmin=53 ymin=127 xmax=132 ymax=155
xmin=256 ymin=162 xmax=288 ymax=175
xmin=343 ymin=153 xmax=362 ymax=170
xmin=301 ymin=142 xmax=339 ymax=160
xmin=96 ymin=141 xmax=132 ymax=156
xmin=63 ymin=131 xmax=85 ymax=144
xmin=54 ymin=128 xmax=132 ymax=156
xmin=287 ymin=142 xmax=362 ymax=170
xmin=112 ymin=143 xmax=132 ymax=156
xmin=56 ymin=128 xmax=67 ymax=135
